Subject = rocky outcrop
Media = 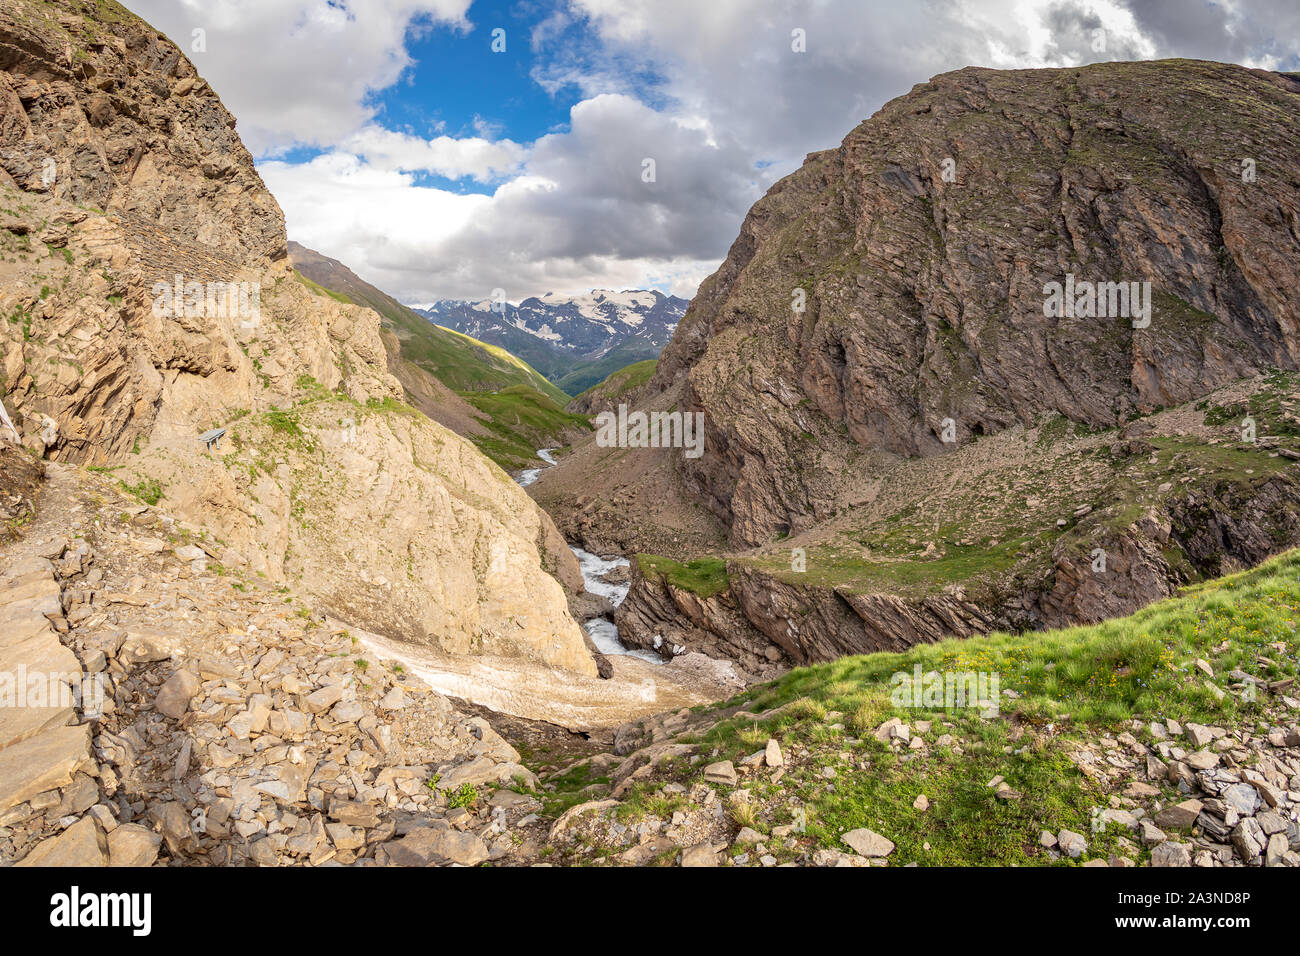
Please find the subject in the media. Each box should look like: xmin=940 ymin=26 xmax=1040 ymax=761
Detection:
xmin=0 ymin=0 xmax=595 ymax=678
xmin=614 ymin=557 xmax=786 ymax=677
xmin=653 ymin=60 xmax=1300 ymax=547
xmin=618 ymin=560 xmax=995 ymax=667
xmin=0 ymin=0 xmax=286 ymax=263
xmin=0 ymin=464 xmax=561 ymax=866
xmin=1035 ymin=473 xmax=1300 ymax=628
xmin=733 ymin=570 xmax=996 ymax=664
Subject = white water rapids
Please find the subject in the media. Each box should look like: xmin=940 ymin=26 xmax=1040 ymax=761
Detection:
xmin=516 ymin=447 xmax=557 ymax=487
xmin=515 ymin=448 xmax=661 ymax=664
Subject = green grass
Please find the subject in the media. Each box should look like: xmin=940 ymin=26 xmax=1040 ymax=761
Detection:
xmin=553 ymin=344 xmax=662 ymax=397
xmin=427 ymin=325 xmax=570 ymax=404
xmin=263 ymin=408 xmax=302 ymax=437
xmin=119 ymin=477 xmax=164 ymax=506
xmin=733 ymin=546 xmax=1300 ymax=728
xmin=447 ymin=784 xmax=479 ymax=809
xmin=636 ymin=553 xmax=731 ymax=598
xmin=459 ymin=385 xmax=592 ymax=470
xmin=556 ymin=547 xmax=1300 ymax=865
xmin=294 ymin=270 xmax=352 ymax=304
xmin=541 ymin=762 xmax=612 ymax=817
xmin=751 ymin=537 xmax=1032 ymax=596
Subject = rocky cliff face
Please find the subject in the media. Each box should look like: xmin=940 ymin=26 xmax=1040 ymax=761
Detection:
xmin=655 ymin=60 xmax=1300 ymax=547
xmin=0 ymin=0 xmax=594 ymax=679
xmin=606 ymin=377 xmax=1300 ymax=667
xmin=0 ymin=0 xmax=285 ymax=263
xmin=539 ymin=60 xmax=1300 ymax=669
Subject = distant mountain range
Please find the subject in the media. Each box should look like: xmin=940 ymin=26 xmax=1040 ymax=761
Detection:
xmin=413 ymin=290 xmax=689 ymax=395
xmin=287 ymin=241 xmax=590 ymax=471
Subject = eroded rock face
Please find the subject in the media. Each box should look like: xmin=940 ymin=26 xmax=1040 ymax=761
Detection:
xmin=613 ymin=464 xmax=1300 ymax=668
xmin=654 ymin=60 xmax=1300 ymax=547
xmin=0 ymin=0 xmax=593 ymax=678
xmin=138 ymin=399 xmax=596 ymax=676
xmin=0 ymin=1 xmax=286 ymax=262
xmin=614 ymin=557 xmax=787 ymax=677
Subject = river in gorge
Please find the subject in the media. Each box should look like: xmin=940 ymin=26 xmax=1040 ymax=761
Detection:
xmin=515 ymin=447 xmax=557 ymax=487
xmin=515 ymin=448 xmax=660 ymax=665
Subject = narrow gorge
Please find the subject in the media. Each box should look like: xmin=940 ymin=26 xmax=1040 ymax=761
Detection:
xmin=0 ymin=0 xmax=1297 ymax=883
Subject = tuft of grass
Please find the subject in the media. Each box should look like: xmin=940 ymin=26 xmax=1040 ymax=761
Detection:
xmin=636 ymin=553 xmax=731 ymax=597
xmin=446 ymin=784 xmax=479 ymax=809
xmin=119 ymin=477 xmax=163 ymax=506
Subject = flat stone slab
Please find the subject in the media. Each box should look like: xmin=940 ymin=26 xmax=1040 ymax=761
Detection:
xmin=0 ymin=556 xmax=55 ymax=586
xmin=0 ymin=698 xmax=76 ymax=752
xmin=1 ymin=571 xmax=62 ymax=608
xmin=434 ymin=755 xmax=501 ymax=790
xmin=0 ymin=627 xmax=83 ymax=749
xmin=0 ymin=603 xmax=57 ymax=651
xmin=377 ymin=824 xmax=488 ymax=866
xmin=842 ymin=827 xmax=896 ymax=857
xmin=15 ymin=816 xmax=106 ymax=866
xmin=0 ymin=723 xmax=93 ymax=812
xmin=1 ymin=629 xmax=81 ymax=680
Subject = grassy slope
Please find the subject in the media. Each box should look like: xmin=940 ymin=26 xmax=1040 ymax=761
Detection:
xmin=548 ymin=548 xmax=1300 ymax=865
xmin=459 ymin=385 xmax=593 ymax=470
xmin=290 ymin=260 xmax=587 ymax=470
xmin=423 ymin=323 xmax=571 ymax=405
xmin=554 ymin=342 xmax=663 ymax=397
xmin=290 ymin=255 xmax=568 ymax=404
xmin=435 ymin=317 xmax=663 ymax=398
xmin=568 ymin=358 xmax=658 ymax=411
xmin=635 ymin=552 xmax=730 ymax=598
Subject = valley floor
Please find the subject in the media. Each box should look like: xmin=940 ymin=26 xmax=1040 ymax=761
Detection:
xmin=1 ymin=451 xmax=1297 ymax=867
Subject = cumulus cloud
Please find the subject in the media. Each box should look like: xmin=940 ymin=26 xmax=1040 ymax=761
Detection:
xmin=560 ymin=0 xmax=1165 ymax=173
xmin=1117 ymin=0 xmax=1300 ymax=70
xmin=120 ymin=0 xmax=472 ymax=154
xmin=121 ymin=0 xmax=1300 ymax=304
xmin=340 ymin=125 xmax=526 ymax=181
xmin=262 ymin=93 xmax=758 ymax=300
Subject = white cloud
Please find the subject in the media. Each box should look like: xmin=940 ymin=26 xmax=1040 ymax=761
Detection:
xmin=121 ymin=0 xmax=1300 ymax=304
xmin=261 ymin=93 xmax=757 ymax=301
xmin=341 ymin=125 xmax=525 ymax=181
xmin=120 ymin=0 xmax=472 ymax=155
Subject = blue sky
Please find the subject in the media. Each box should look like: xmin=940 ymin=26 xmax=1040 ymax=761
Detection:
xmin=365 ymin=1 xmax=587 ymax=194
xmin=120 ymin=0 xmax=1300 ymax=303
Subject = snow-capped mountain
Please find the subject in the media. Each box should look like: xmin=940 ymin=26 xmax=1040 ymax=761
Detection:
xmin=412 ymin=290 xmax=689 ymax=395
